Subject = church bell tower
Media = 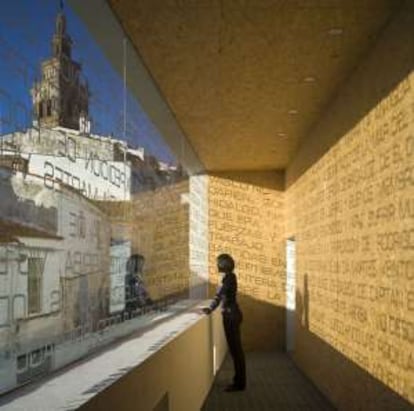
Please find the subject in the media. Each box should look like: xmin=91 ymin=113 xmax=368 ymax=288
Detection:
xmin=31 ymin=1 xmax=90 ymax=131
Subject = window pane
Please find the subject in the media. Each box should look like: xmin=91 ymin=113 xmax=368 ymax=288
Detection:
xmin=0 ymin=0 xmax=206 ymax=395
xmin=28 ymin=258 xmax=43 ymax=315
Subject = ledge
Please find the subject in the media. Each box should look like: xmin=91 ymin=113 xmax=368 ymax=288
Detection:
xmin=0 ymin=300 xmax=211 ymax=410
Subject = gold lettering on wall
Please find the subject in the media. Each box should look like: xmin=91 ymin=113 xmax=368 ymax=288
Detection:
xmin=286 ymin=74 xmax=414 ymax=402
xmin=101 ymin=180 xmax=191 ymax=302
xmin=209 ymin=176 xmax=285 ymax=305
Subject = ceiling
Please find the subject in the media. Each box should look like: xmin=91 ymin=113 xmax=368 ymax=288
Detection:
xmin=108 ymin=0 xmax=401 ymax=171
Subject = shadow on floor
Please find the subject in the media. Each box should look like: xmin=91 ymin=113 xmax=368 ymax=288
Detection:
xmin=202 ymin=351 xmax=335 ymax=411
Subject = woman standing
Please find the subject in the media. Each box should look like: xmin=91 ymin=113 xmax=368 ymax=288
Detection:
xmin=202 ymin=254 xmax=246 ymax=392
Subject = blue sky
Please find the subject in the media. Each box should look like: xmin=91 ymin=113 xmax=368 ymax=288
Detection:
xmin=0 ymin=0 xmax=175 ymax=163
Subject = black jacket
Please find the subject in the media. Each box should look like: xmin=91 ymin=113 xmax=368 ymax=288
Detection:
xmin=209 ymin=272 xmax=240 ymax=314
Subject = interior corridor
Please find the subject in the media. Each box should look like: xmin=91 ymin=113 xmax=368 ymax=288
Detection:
xmin=202 ymin=352 xmax=334 ymax=411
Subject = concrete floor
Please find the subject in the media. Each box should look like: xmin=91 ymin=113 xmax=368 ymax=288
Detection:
xmin=202 ymin=352 xmax=336 ymax=411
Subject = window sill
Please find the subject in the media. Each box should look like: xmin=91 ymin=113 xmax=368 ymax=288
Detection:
xmin=0 ymin=299 xmax=207 ymax=410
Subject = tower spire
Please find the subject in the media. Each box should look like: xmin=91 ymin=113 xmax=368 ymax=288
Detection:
xmin=30 ymin=3 xmax=90 ymax=130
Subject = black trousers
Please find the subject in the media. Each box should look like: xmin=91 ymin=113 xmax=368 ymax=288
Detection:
xmin=223 ymin=310 xmax=246 ymax=388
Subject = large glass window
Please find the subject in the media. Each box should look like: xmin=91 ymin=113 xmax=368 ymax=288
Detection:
xmin=0 ymin=0 xmax=206 ymax=395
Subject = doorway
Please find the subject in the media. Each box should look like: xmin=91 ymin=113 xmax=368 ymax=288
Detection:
xmin=286 ymin=238 xmax=296 ymax=352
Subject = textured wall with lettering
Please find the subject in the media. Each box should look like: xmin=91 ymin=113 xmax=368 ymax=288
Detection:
xmin=208 ymin=172 xmax=285 ymax=351
xmin=103 ymin=180 xmax=190 ymax=302
xmin=285 ymin=6 xmax=414 ymax=408
xmin=138 ymin=180 xmax=190 ymax=300
xmin=189 ymin=175 xmax=209 ymax=299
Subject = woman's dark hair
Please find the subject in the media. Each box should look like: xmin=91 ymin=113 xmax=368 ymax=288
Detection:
xmin=126 ymin=254 xmax=145 ymax=274
xmin=217 ymin=253 xmax=235 ymax=273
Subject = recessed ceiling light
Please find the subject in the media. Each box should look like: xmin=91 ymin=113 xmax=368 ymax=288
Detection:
xmin=328 ymin=27 xmax=343 ymax=36
xmin=303 ymin=76 xmax=316 ymax=83
xmin=277 ymin=132 xmax=286 ymax=138
xmin=288 ymin=109 xmax=298 ymax=115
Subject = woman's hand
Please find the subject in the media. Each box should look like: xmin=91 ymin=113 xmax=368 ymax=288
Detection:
xmin=201 ymin=307 xmax=212 ymax=315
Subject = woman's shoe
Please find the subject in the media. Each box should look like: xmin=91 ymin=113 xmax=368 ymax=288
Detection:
xmin=224 ymin=384 xmax=245 ymax=392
